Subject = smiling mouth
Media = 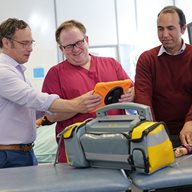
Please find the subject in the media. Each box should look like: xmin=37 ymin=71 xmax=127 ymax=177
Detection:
xmin=73 ymin=52 xmax=83 ymax=56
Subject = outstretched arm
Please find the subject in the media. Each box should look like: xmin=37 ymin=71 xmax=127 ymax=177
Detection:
xmin=47 ymin=91 xmax=101 ymax=120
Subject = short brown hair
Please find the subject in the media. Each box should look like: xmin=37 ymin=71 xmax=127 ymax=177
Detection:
xmin=158 ymin=6 xmax=186 ymax=29
xmin=55 ymin=19 xmax=86 ymax=44
xmin=0 ymin=18 xmax=29 ymax=48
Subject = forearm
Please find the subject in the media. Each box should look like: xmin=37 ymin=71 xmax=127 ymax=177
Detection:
xmin=46 ymin=112 xmax=77 ymax=122
xmin=48 ymin=98 xmax=78 ymax=113
xmin=48 ymin=92 xmax=101 ymax=114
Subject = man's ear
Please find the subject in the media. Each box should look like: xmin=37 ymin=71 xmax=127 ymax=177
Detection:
xmin=85 ymin=36 xmax=89 ymax=44
xmin=2 ymin=37 xmax=11 ymax=48
xmin=181 ymin=24 xmax=187 ymax=34
xmin=59 ymin=45 xmax=64 ymax=52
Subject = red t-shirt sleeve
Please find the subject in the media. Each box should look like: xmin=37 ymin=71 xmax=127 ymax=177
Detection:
xmin=42 ymin=67 xmax=63 ymax=97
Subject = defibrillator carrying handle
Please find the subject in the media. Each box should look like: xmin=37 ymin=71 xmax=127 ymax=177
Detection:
xmin=96 ymin=102 xmax=153 ymax=121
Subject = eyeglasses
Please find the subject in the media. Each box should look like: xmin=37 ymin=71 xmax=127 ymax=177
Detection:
xmin=60 ymin=38 xmax=85 ymax=51
xmin=6 ymin=37 xmax=35 ymax=48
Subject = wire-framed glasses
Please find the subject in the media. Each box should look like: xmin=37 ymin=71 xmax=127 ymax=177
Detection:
xmin=6 ymin=37 xmax=35 ymax=48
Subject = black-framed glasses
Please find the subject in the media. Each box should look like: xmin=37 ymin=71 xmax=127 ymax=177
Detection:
xmin=6 ymin=37 xmax=35 ymax=48
xmin=60 ymin=37 xmax=85 ymax=51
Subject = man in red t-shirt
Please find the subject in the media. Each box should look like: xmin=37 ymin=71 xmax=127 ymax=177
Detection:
xmin=135 ymin=5 xmax=192 ymax=148
xmin=42 ymin=20 xmax=134 ymax=162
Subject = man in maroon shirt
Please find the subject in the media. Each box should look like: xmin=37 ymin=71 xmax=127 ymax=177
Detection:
xmin=135 ymin=5 xmax=192 ymax=149
xmin=42 ymin=20 xmax=134 ymax=163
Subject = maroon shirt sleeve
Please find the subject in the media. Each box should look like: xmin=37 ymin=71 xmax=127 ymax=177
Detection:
xmin=134 ymin=52 xmax=156 ymax=120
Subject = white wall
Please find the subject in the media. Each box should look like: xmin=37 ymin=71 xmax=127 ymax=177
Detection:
xmin=55 ymin=0 xmax=118 ymax=46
